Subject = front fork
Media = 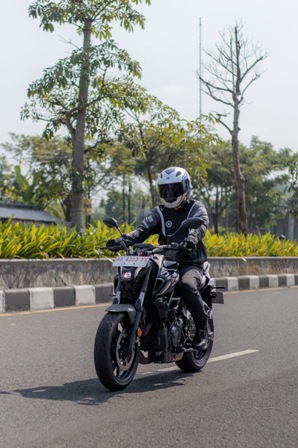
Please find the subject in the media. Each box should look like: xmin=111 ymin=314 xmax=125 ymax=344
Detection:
xmin=126 ymin=264 xmax=153 ymax=356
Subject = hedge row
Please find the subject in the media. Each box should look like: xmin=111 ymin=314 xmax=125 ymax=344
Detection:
xmin=0 ymin=220 xmax=297 ymax=259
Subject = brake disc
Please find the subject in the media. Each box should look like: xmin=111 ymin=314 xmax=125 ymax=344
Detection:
xmin=115 ymin=329 xmax=135 ymax=371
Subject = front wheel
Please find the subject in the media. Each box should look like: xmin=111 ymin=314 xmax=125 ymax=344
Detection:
xmin=94 ymin=313 xmax=140 ymax=391
xmin=176 ymin=318 xmax=214 ymax=373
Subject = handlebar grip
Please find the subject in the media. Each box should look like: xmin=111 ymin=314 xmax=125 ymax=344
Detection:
xmin=100 ymin=245 xmax=123 ymax=251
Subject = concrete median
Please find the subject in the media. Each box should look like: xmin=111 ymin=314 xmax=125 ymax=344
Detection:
xmin=0 ymin=275 xmax=297 ymax=314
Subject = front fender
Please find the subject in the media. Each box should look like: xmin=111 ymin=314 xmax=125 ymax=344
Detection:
xmin=105 ymin=304 xmax=136 ymax=324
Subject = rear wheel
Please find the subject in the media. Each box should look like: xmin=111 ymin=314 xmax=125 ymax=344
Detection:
xmin=94 ymin=313 xmax=140 ymax=391
xmin=176 ymin=317 xmax=214 ymax=372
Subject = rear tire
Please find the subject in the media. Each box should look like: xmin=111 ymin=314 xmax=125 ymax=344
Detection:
xmin=176 ymin=318 xmax=214 ymax=373
xmin=94 ymin=313 xmax=140 ymax=391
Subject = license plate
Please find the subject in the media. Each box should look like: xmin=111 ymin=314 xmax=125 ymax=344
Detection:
xmin=113 ymin=256 xmax=150 ymax=267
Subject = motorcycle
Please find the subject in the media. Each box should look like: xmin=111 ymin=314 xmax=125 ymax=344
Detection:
xmin=94 ymin=216 xmax=224 ymax=391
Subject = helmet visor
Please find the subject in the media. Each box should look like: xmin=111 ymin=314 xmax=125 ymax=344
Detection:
xmin=158 ymin=183 xmax=185 ymax=202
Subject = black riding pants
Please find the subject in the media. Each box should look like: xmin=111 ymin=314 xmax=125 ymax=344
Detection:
xmin=179 ymin=265 xmax=207 ymax=329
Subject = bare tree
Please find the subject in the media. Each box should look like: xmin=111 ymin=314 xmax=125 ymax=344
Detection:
xmin=198 ymin=21 xmax=269 ymax=233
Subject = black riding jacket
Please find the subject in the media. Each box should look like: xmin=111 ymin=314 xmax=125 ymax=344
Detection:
xmin=121 ymin=199 xmax=209 ymax=265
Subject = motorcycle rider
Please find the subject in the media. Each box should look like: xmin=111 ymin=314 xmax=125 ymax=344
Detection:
xmin=107 ymin=166 xmax=210 ymax=350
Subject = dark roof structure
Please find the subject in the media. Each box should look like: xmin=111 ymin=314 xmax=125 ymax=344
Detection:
xmin=0 ymin=203 xmax=61 ymax=224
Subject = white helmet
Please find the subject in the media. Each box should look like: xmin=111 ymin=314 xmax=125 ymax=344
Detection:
xmin=157 ymin=167 xmax=192 ymax=208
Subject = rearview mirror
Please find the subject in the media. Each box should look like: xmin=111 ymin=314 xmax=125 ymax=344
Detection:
xmin=103 ymin=217 xmax=124 ymax=236
xmin=103 ymin=217 xmax=119 ymax=229
xmin=169 ymin=217 xmax=204 ymax=237
xmin=179 ymin=217 xmax=204 ymax=230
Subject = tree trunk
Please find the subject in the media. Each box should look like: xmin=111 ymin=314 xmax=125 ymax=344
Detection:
xmin=231 ymin=26 xmax=249 ymax=235
xmin=148 ymin=166 xmax=155 ymax=207
xmin=62 ymin=195 xmax=72 ymax=224
xmin=147 ymin=163 xmax=158 ymax=207
xmin=213 ymin=185 xmax=219 ymax=234
xmin=199 ymin=22 xmax=267 ymax=235
xmin=231 ymin=114 xmax=249 ymax=234
xmin=70 ymin=19 xmax=92 ymax=231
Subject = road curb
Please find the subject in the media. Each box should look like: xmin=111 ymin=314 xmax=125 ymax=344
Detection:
xmin=1 ymin=284 xmax=113 ymax=313
xmin=0 ymin=275 xmax=297 ymax=314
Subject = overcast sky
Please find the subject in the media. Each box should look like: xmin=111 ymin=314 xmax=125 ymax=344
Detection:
xmin=1 ymin=0 xmax=297 ymax=152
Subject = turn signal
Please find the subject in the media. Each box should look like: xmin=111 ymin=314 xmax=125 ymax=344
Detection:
xmin=136 ymin=328 xmax=143 ymax=337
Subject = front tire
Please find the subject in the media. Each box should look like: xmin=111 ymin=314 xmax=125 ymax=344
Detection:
xmin=94 ymin=313 xmax=140 ymax=391
xmin=176 ymin=318 xmax=214 ymax=373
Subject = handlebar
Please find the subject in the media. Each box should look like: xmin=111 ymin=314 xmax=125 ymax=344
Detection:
xmin=99 ymin=245 xmax=123 ymax=252
xmin=148 ymin=242 xmax=179 ymax=254
xmin=100 ymin=242 xmax=180 ymax=254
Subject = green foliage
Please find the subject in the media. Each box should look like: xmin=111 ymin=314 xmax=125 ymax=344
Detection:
xmin=199 ymin=138 xmax=294 ymax=233
xmin=0 ymin=220 xmax=297 ymax=259
xmin=242 ymin=137 xmax=292 ymax=229
xmin=118 ymin=95 xmax=218 ymax=206
xmin=24 ymin=0 xmax=152 ymax=230
xmin=28 ymin=0 xmax=151 ymax=38
xmin=24 ymin=0 xmax=152 ymax=139
xmin=1 ymin=133 xmax=107 ymax=221
xmin=21 ymin=41 xmax=143 ymax=140
xmin=0 ymin=156 xmax=15 ymax=200
xmin=205 ymin=230 xmax=298 ymax=257
xmin=288 ymin=154 xmax=298 ymax=218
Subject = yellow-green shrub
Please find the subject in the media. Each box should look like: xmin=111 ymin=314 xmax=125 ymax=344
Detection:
xmin=205 ymin=231 xmax=298 ymax=257
xmin=0 ymin=220 xmax=297 ymax=259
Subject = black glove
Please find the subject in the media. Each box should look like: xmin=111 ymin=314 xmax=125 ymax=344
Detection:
xmin=106 ymin=238 xmax=122 ymax=250
xmin=106 ymin=239 xmax=117 ymax=248
xmin=180 ymin=235 xmax=197 ymax=252
xmin=106 ymin=237 xmax=132 ymax=250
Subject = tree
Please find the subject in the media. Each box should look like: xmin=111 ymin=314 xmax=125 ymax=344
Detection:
xmin=288 ymin=154 xmax=298 ymax=218
xmin=118 ymin=92 xmax=217 ymax=206
xmin=98 ymin=187 xmax=150 ymax=225
xmin=241 ymin=137 xmax=292 ymax=231
xmin=196 ymin=137 xmax=293 ymax=234
xmin=95 ymin=142 xmax=138 ymax=223
xmin=0 ymin=156 xmax=15 ymax=200
xmin=22 ymin=0 xmax=151 ymax=231
xmin=198 ymin=20 xmax=269 ymax=234
xmin=194 ymin=141 xmax=234 ymax=233
xmin=2 ymin=133 xmax=118 ymax=221
xmin=2 ymin=134 xmax=74 ymax=220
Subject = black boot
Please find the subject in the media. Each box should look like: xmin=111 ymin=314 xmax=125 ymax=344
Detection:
xmin=192 ymin=328 xmax=208 ymax=351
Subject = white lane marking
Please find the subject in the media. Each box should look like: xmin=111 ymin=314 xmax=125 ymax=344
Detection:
xmin=139 ymin=349 xmax=259 ymax=375
xmin=208 ymin=349 xmax=259 ymax=363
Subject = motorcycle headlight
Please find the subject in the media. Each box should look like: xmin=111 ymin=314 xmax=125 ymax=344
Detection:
xmin=121 ymin=269 xmax=134 ymax=281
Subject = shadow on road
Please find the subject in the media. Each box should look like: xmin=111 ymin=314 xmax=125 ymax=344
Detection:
xmin=11 ymin=370 xmax=196 ymax=405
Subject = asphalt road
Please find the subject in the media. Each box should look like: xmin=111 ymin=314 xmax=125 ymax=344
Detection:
xmin=0 ymin=287 xmax=297 ymax=448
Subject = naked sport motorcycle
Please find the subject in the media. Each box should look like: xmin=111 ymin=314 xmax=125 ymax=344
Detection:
xmin=94 ymin=216 xmax=224 ymax=391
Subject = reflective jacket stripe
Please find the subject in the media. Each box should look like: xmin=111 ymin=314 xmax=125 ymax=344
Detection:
xmin=187 ymin=202 xmax=196 ymax=218
xmin=156 ymin=206 xmax=166 ymax=237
